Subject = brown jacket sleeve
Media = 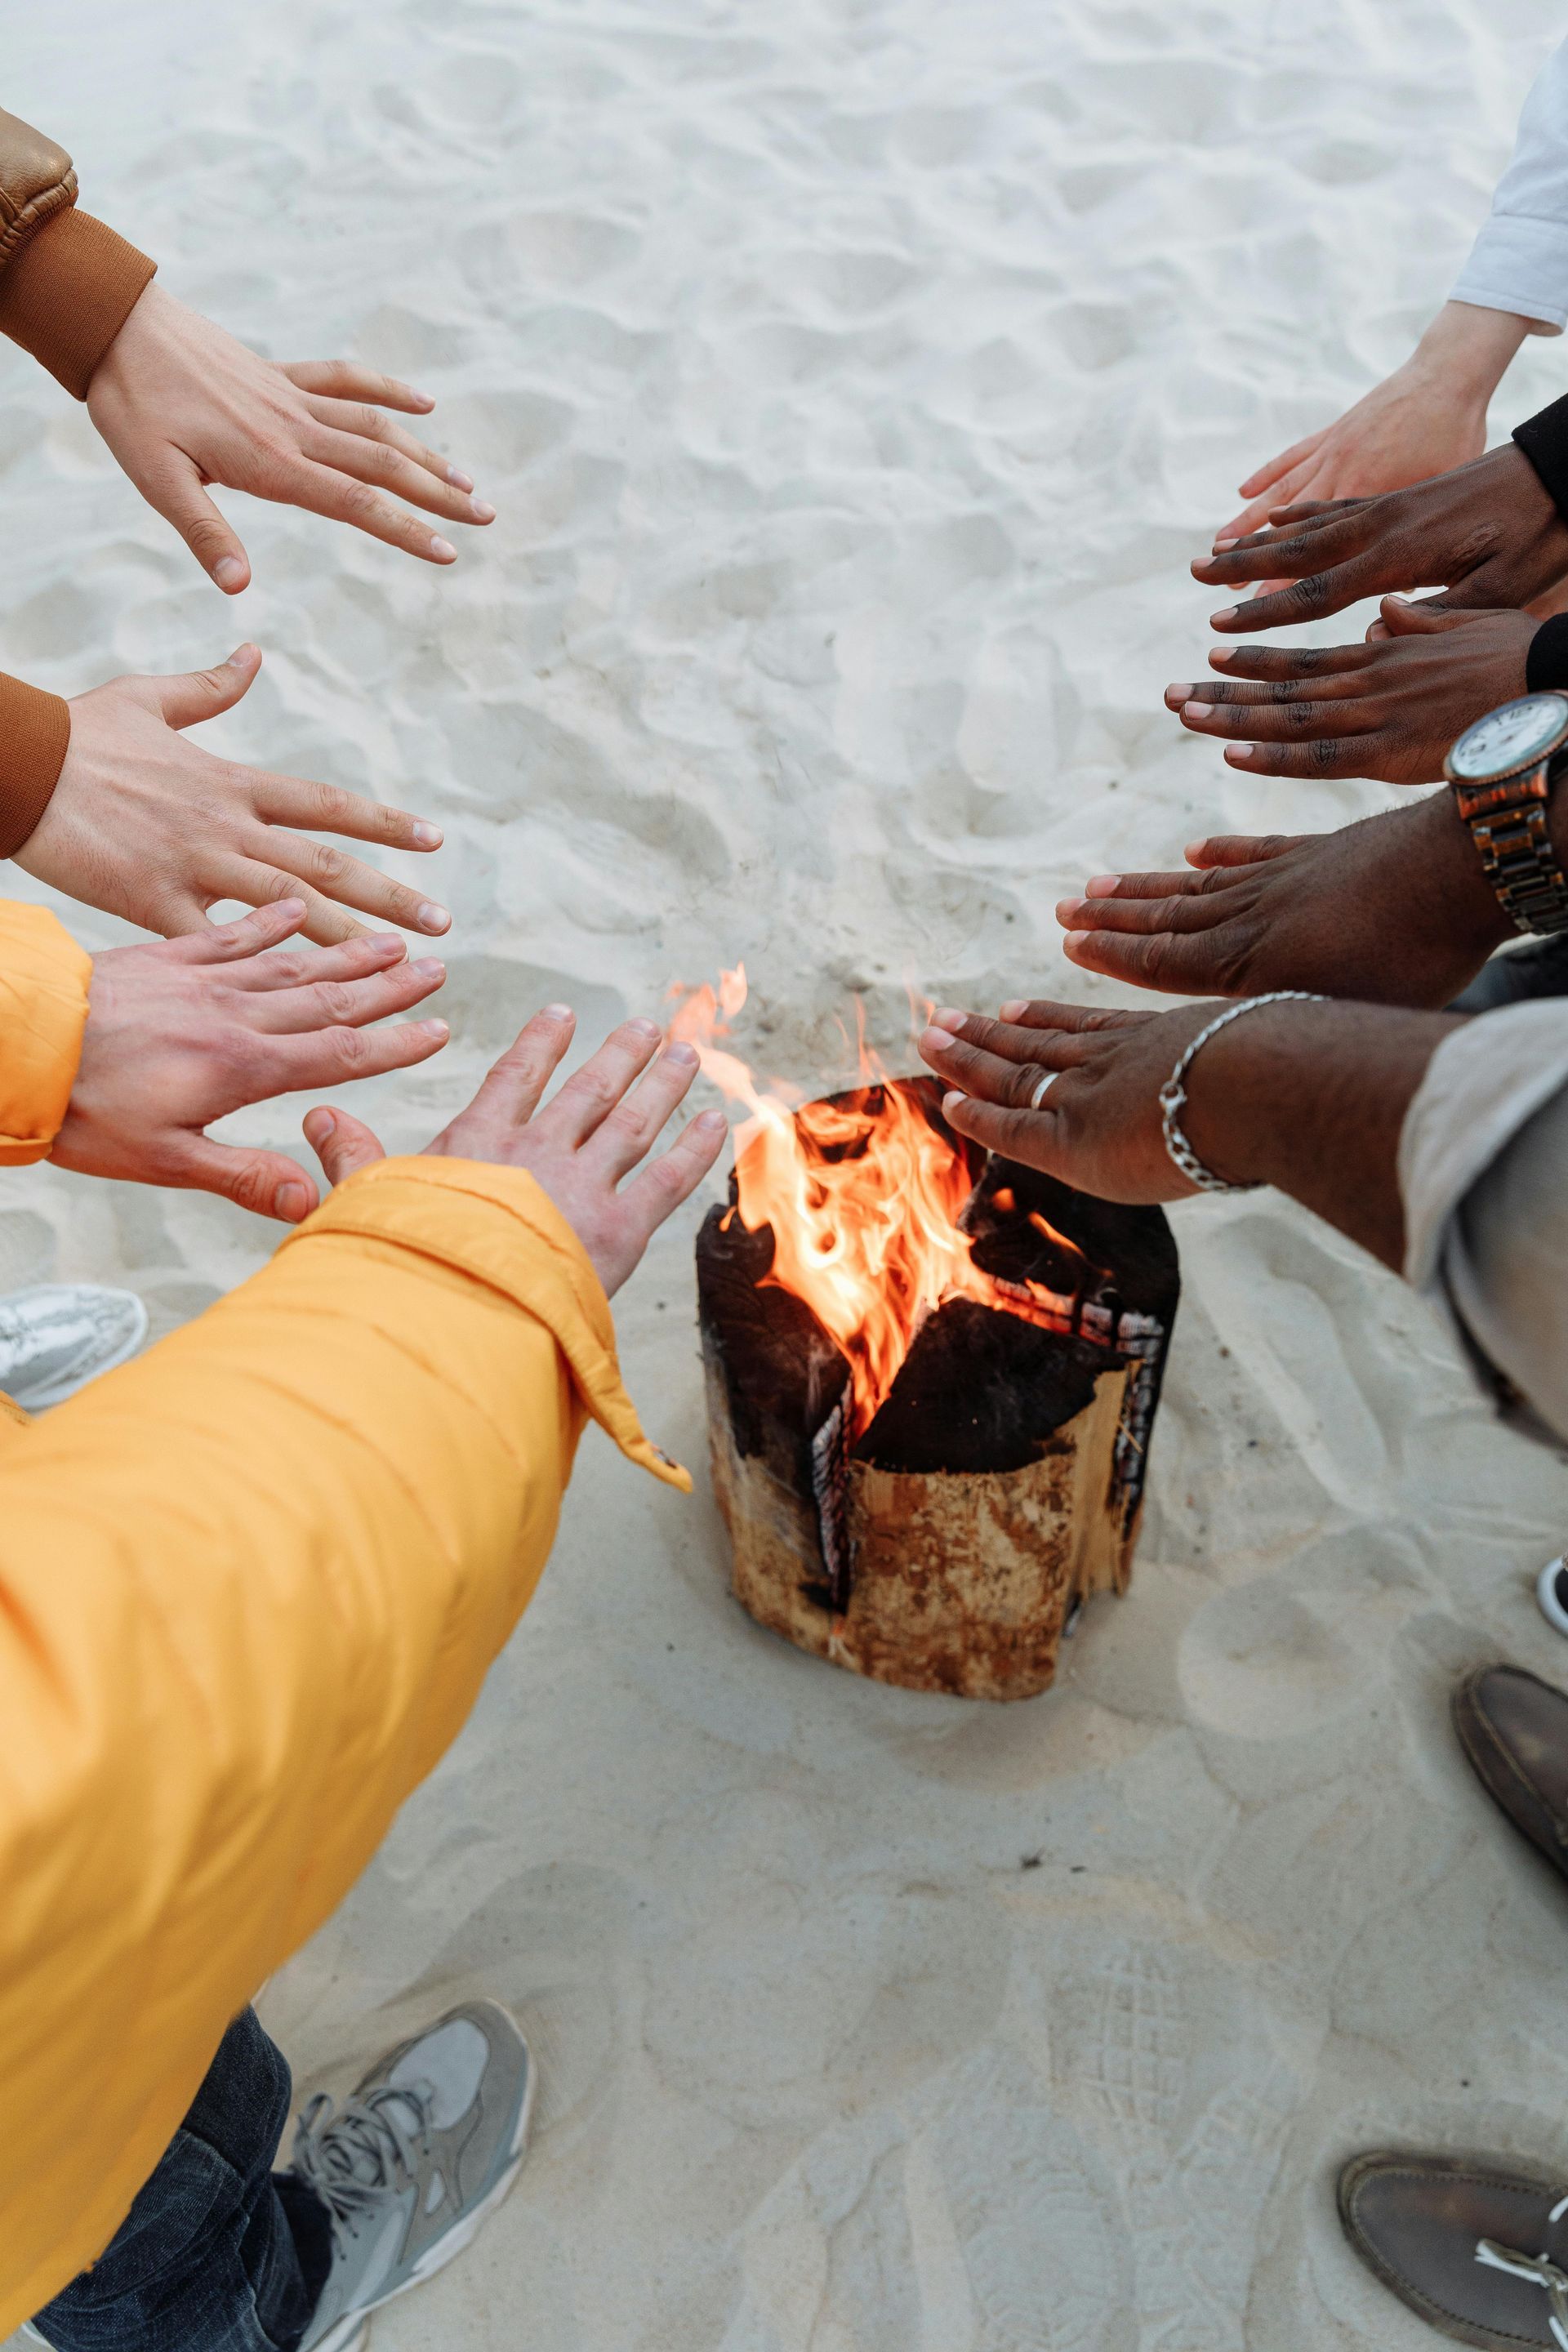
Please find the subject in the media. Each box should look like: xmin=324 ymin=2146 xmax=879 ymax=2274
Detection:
xmin=0 ymin=673 xmax=69 ymax=858
xmin=0 ymin=108 xmax=154 ymax=397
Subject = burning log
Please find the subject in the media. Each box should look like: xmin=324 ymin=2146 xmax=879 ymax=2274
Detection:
xmin=695 ymin=1076 xmax=1179 ymax=1703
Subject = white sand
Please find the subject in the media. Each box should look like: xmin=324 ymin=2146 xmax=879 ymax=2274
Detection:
xmin=11 ymin=1 xmax=1568 ymax=2343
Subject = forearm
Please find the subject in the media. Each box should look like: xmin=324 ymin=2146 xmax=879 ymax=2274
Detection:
xmin=1182 ymin=999 xmax=1465 ymax=1268
xmin=1409 ymin=301 xmax=1531 ymax=401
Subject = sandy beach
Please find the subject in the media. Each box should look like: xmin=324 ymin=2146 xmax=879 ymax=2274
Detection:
xmin=10 ymin=1 xmax=1568 ymax=2343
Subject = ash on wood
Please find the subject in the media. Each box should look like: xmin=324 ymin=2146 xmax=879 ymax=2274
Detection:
xmin=697 ymin=1077 xmax=1179 ymax=1702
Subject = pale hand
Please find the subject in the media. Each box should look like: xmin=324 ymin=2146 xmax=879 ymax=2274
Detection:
xmin=52 ymin=900 xmax=450 ymax=1221
xmin=86 ymin=283 xmax=494 ymax=590
xmin=18 ymin=646 xmax=448 ymax=947
xmin=306 ymin=1007 xmax=728 ymax=1296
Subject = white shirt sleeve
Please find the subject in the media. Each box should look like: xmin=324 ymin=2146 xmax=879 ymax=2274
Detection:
xmin=1401 ymin=1001 xmax=1568 ymax=1445
xmin=1451 ymin=36 xmax=1568 ymax=335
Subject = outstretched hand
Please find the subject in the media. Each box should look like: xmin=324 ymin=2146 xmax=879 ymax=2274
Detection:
xmin=17 ymin=645 xmax=448 ymax=946
xmin=305 ymin=1007 xmax=728 ymax=1296
xmin=86 ymin=284 xmax=494 ymax=591
xmin=1192 ymin=445 xmax=1568 ymax=635
xmin=1165 ymin=600 xmax=1535 ymax=784
xmin=1220 ymin=362 xmax=1490 ymax=549
xmin=51 ymin=901 xmax=449 ymax=1221
xmin=1055 ymin=795 xmax=1508 ymax=1009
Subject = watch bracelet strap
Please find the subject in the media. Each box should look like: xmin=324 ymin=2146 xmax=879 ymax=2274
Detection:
xmin=1158 ymin=992 xmax=1328 ymax=1196
xmin=1466 ymin=772 xmax=1568 ymax=937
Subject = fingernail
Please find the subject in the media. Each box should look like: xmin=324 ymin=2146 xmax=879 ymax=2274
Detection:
xmin=448 ymin=466 xmax=474 ymax=492
xmin=1213 ymin=536 xmax=1239 ymax=550
xmin=214 ymin=555 xmax=246 ymax=590
xmin=1057 ymin=897 xmax=1088 ymax=921
xmin=1064 ymin=931 xmax=1090 ymax=954
xmin=920 ymin=1026 xmax=955 ymax=1054
xmin=1184 ymin=701 xmax=1215 ymax=719
xmin=930 ymin=1007 xmax=966 ymax=1031
xmin=276 ymin=898 xmax=306 ymax=919
xmin=1223 ymin=746 xmax=1256 ymax=764
xmin=421 ymin=1018 xmax=450 ymax=1039
xmin=942 ymin=1090 xmax=967 ymax=1116
xmin=1209 ymin=646 xmax=1234 ymax=666
xmin=430 ymin=535 xmax=457 ymax=562
xmin=542 ymin=1002 xmax=573 ymax=1020
xmin=412 ymin=957 xmax=445 ymax=979
xmin=278 ymin=1183 xmax=309 ymax=1223
xmin=412 ymin=390 xmax=436 ymax=409
xmin=1084 ymin=876 xmax=1120 ymax=897
xmin=416 ymin=902 xmax=450 ymax=933
xmin=999 ymin=1000 xmax=1026 ymax=1020
xmin=695 ymin=1109 xmax=728 ymax=1133
xmin=309 ymin=1111 xmax=336 ymax=1139
xmin=629 ymin=1017 xmax=662 ymax=1038
xmin=229 ymin=642 xmax=260 ymax=666
xmin=1211 ymin=607 xmax=1238 ymax=626
xmin=666 ymin=1040 xmax=699 ymax=1066
xmin=411 ymin=820 xmax=443 ymax=848
xmin=1165 ymin=684 xmax=1194 ymax=703
xmin=470 ymin=499 xmax=497 ymax=523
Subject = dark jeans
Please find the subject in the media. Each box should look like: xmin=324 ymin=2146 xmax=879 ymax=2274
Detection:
xmin=35 ymin=2010 xmax=333 ymax=2352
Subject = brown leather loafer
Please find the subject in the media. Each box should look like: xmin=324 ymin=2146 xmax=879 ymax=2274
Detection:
xmin=1340 ymin=2151 xmax=1568 ymax=2348
xmin=1453 ymin=1664 xmax=1568 ymax=1881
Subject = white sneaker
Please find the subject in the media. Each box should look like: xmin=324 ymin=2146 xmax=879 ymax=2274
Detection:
xmin=293 ymin=2001 xmax=534 ymax=2352
xmin=0 ymin=1285 xmax=148 ymax=1410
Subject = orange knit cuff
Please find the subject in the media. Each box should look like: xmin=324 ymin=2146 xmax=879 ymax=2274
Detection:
xmin=0 ymin=674 xmax=69 ymax=857
xmin=0 ymin=208 xmax=155 ymax=399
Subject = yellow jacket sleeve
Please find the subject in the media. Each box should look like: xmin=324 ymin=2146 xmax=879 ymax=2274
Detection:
xmin=0 ymin=1156 xmax=688 ymax=2333
xmin=0 ymin=898 xmax=90 ymax=1162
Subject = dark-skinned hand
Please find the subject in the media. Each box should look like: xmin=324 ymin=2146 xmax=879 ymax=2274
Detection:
xmin=1192 ymin=444 xmax=1568 ymax=634
xmin=1056 ymin=793 xmax=1508 ymax=1008
xmin=1165 ymin=599 xmax=1535 ymax=783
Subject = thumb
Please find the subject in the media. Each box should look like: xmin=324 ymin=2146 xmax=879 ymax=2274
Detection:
xmin=152 ymin=642 xmax=263 ymax=730
xmin=1377 ymin=594 xmax=1475 ymax=637
xmin=169 ymin=1136 xmax=321 ymax=1224
xmin=142 ymin=449 xmax=252 ymax=593
xmin=303 ymin=1105 xmax=387 ymax=1188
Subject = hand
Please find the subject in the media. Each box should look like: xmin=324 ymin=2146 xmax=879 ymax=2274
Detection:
xmin=1219 ymin=302 xmax=1526 ymax=546
xmin=1193 ymin=444 xmax=1568 ymax=635
xmin=917 ymin=995 xmax=1454 ymax=1271
xmin=1056 ymin=794 xmax=1508 ymax=1008
xmin=85 ymin=283 xmax=494 ymax=592
xmin=51 ymin=900 xmax=449 ymax=1220
xmin=305 ymin=1008 xmax=728 ymax=1296
xmin=17 ymin=645 xmax=448 ymax=946
xmin=916 ymin=1000 xmax=1212 ymax=1203
xmin=1164 ymin=601 xmax=1535 ymax=784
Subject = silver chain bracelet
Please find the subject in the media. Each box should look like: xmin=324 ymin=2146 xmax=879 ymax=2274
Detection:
xmin=1158 ymin=992 xmax=1328 ymax=1195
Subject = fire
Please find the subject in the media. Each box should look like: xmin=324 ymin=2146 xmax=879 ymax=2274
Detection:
xmin=667 ymin=967 xmax=1105 ymax=1444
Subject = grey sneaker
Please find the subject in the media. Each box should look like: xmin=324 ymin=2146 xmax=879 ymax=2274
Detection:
xmin=292 ymin=2001 xmax=534 ymax=2352
xmin=0 ymin=1284 xmax=148 ymax=1410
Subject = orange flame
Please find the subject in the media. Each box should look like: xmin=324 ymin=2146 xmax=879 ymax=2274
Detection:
xmin=669 ymin=968 xmax=1102 ymax=1443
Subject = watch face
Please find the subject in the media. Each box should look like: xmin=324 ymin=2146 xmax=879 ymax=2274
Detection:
xmin=1449 ymin=693 xmax=1568 ymax=782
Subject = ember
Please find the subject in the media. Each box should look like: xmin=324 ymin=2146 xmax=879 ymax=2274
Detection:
xmin=672 ymin=973 xmax=1180 ymax=1701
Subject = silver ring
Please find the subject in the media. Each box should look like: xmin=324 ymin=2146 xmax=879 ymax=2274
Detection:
xmin=1029 ymin=1069 xmax=1057 ymax=1110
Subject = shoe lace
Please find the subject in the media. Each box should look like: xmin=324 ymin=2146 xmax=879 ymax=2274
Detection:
xmin=291 ymin=2081 xmax=435 ymax=2224
xmin=1476 ymin=2195 xmax=1568 ymax=2352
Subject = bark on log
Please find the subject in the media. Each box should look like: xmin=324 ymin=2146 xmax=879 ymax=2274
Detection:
xmin=697 ymin=1081 xmax=1178 ymax=1703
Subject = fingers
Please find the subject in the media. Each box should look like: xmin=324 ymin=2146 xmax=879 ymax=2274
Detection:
xmin=1218 ymin=737 xmax=1379 ymax=779
xmin=153 ymin=643 xmax=263 ymax=728
xmin=583 ymin=1040 xmax=702 ymax=1179
xmin=1207 ymin=572 xmax=1371 ymax=635
xmin=987 ymin=998 xmax=1152 ymax=1037
xmin=140 ymin=449 xmax=252 ymax=593
xmin=1234 ymin=430 xmax=1328 ymax=502
xmin=1061 ymin=924 xmax=1219 ymax=991
xmin=541 ymin=1018 xmax=664 ymax=1147
xmin=163 ymin=1136 xmax=321 ymax=1224
xmin=1185 ymin=831 xmax=1307 ymax=868
xmin=301 ymin=423 xmax=493 ymax=527
xmin=620 ymin=1107 xmax=730 ymax=1232
xmin=303 ymin=1104 xmax=387 ymax=1187
xmin=236 ymin=838 xmax=450 ymax=938
xmin=1205 ymin=640 xmax=1381 ymax=682
xmin=167 ymin=898 xmax=309 ymax=964
xmin=279 ymin=457 xmax=460 ymax=565
xmin=1174 ymin=693 xmax=1381 ymax=746
xmin=278 ymin=361 xmax=436 ymax=415
xmin=265 ymin=1013 xmax=450 ymax=1093
xmin=1375 ymin=593 xmax=1481 ymax=636
xmin=919 ymin=1018 xmax=1092 ymax=1094
xmin=256 ymin=773 xmax=443 ymax=854
xmin=938 ymin=1089 xmax=1066 ymax=1171
xmin=462 ymin=1006 xmax=578 ymax=1129
xmin=1057 ymin=883 xmax=1223 ymax=934
xmin=247 ymin=954 xmax=445 ymax=1036
xmin=233 ymin=931 xmax=408 ymax=992
xmin=301 ymin=393 xmax=468 ymax=488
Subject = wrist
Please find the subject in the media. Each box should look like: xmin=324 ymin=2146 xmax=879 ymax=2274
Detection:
xmin=1410 ymin=301 xmax=1529 ymax=400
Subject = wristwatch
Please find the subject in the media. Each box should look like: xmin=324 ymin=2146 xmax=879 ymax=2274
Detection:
xmin=1445 ymin=692 xmax=1568 ymax=936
